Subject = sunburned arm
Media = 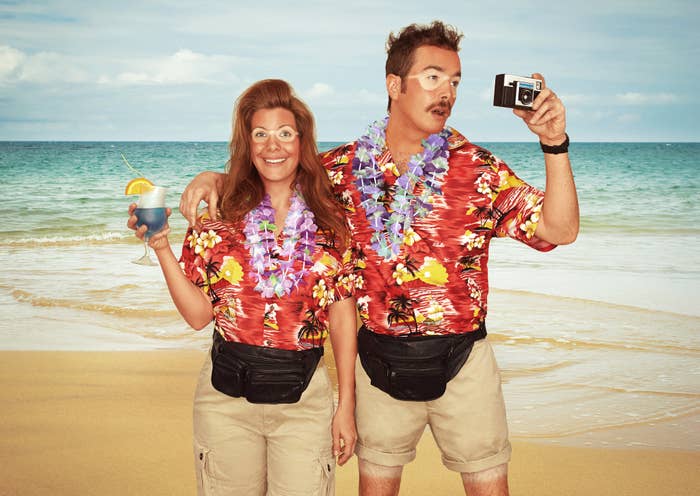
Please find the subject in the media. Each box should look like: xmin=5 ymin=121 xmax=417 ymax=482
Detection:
xmin=154 ymin=245 xmax=214 ymax=330
xmin=328 ymin=296 xmax=358 ymax=466
xmin=128 ymin=203 xmax=214 ymax=329
xmin=179 ymin=171 xmax=226 ymax=226
xmin=534 ymin=151 xmax=579 ymax=245
xmin=512 ymin=72 xmax=579 ymax=245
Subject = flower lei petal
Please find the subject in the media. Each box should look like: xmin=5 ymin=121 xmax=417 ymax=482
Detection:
xmin=352 ymin=116 xmax=451 ymax=260
xmin=243 ymin=189 xmax=317 ymax=298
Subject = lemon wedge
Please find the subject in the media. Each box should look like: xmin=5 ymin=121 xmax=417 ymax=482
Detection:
xmin=125 ymin=177 xmax=154 ymax=195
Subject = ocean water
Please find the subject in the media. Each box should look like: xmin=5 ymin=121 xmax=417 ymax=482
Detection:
xmin=0 ymin=141 xmax=698 ymax=451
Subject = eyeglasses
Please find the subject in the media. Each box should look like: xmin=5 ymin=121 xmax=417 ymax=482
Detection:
xmin=407 ymin=69 xmax=461 ymax=92
xmin=251 ymin=125 xmax=299 ymax=143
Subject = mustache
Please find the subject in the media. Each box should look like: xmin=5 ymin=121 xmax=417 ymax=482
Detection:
xmin=427 ymin=100 xmax=452 ymax=113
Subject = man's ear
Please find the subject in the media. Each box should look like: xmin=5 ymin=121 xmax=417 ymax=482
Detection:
xmin=386 ymin=74 xmax=401 ymax=100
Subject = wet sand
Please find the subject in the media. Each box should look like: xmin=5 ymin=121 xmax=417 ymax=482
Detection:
xmin=1 ymin=350 xmax=698 ymax=495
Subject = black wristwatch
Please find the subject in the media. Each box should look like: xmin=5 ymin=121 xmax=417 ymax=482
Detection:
xmin=540 ymin=134 xmax=569 ymax=154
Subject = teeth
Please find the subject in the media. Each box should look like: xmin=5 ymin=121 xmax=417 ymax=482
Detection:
xmin=265 ymin=158 xmax=285 ymax=164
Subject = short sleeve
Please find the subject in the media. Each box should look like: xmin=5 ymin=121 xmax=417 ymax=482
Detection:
xmin=330 ymin=246 xmax=358 ymax=302
xmin=492 ymin=162 xmax=556 ymax=252
xmin=178 ymin=225 xmax=215 ymax=297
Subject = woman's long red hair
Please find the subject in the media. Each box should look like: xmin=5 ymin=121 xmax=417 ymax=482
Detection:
xmin=219 ymin=79 xmax=349 ymax=249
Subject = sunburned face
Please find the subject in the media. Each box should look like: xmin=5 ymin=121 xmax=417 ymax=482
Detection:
xmin=249 ymin=107 xmax=300 ymax=192
xmin=389 ymin=45 xmax=461 ymax=137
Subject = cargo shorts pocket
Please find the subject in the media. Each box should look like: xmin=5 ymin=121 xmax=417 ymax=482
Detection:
xmin=316 ymin=449 xmax=336 ymax=496
xmin=194 ymin=441 xmax=214 ymax=496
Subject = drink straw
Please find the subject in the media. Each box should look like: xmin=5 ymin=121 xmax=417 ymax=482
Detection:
xmin=121 ymin=153 xmax=144 ymax=176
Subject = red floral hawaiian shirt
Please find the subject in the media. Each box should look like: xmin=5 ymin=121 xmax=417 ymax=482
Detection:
xmin=321 ymin=127 xmax=555 ymax=337
xmin=179 ymin=218 xmax=357 ymax=350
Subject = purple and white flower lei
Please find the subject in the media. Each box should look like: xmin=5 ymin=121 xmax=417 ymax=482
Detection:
xmin=352 ymin=116 xmax=451 ymax=260
xmin=242 ymin=189 xmax=317 ymax=298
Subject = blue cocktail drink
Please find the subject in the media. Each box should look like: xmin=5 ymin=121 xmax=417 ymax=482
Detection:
xmin=131 ymin=185 xmax=167 ymax=266
xmin=134 ymin=207 xmax=167 ymax=239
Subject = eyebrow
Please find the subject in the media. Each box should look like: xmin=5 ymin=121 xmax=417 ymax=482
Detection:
xmin=421 ymin=65 xmax=462 ymax=77
xmin=251 ymin=124 xmax=296 ymax=130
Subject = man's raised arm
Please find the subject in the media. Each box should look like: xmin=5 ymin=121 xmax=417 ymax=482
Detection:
xmin=513 ymin=73 xmax=579 ymax=245
xmin=179 ymin=171 xmax=226 ymax=226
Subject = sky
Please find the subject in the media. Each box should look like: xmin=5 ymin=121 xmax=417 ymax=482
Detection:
xmin=1 ymin=0 xmax=698 ymax=142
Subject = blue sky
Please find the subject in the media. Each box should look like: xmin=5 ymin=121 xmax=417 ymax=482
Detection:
xmin=1 ymin=0 xmax=698 ymax=142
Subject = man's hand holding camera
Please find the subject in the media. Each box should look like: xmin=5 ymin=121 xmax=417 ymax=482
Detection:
xmin=512 ymin=73 xmax=567 ymax=146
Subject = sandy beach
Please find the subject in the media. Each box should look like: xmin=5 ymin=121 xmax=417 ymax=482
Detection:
xmin=2 ymin=350 xmax=698 ymax=496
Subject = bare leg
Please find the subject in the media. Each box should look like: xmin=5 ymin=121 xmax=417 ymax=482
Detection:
xmin=358 ymin=459 xmax=403 ymax=496
xmin=460 ymin=463 xmax=509 ymax=496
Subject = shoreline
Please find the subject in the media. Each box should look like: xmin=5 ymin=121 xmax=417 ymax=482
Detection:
xmin=1 ymin=350 xmax=698 ymax=495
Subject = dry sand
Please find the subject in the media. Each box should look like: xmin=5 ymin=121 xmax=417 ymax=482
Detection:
xmin=1 ymin=350 xmax=698 ymax=495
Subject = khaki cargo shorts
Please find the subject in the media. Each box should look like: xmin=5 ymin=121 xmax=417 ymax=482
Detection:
xmin=193 ymin=351 xmax=336 ymax=495
xmin=355 ymin=338 xmax=512 ymax=473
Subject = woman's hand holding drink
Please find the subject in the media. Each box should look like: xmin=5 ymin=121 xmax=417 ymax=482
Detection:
xmin=125 ymin=177 xmax=170 ymax=266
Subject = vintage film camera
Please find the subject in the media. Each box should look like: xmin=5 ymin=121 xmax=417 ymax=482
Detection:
xmin=493 ymin=74 xmax=543 ymax=110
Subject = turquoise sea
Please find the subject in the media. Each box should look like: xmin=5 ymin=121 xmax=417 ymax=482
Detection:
xmin=0 ymin=141 xmax=698 ymax=451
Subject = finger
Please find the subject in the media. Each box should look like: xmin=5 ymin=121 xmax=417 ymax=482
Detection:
xmin=179 ymin=192 xmax=197 ymax=227
xmin=529 ymin=100 xmax=552 ymax=125
xmin=208 ymin=191 xmax=219 ymax=221
xmin=332 ymin=430 xmax=341 ymax=458
xmin=532 ymin=72 xmax=546 ymax=88
xmin=531 ymin=87 xmax=554 ymax=111
xmin=186 ymin=205 xmax=198 ymax=227
xmin=530 ymin=94 xmax=562 ymax=125
xmin=178 ymin=195 xmax=187 ymax=223
xmin=127 ymin=204 xmax=138 ymax=230
xmin=338 ymin=435 xmax=356 ymax=465
xmin=134 ymin=225 xmax=148 ymax=240
xmin=127 ymin=215 xmax=137 ymax=230
xmin=512 ymin=108 xmax=532 ymax=120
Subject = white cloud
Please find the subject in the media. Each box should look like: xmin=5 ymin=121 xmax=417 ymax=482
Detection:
xmin=301 ymin=83 xmax=384 ymax=107
xmin=108 ymin=49 xmax=242 ymax=85
xmin=1 ymin=1 xmax=698 ymax=140
xmin=20 ymin=51 xmax=92 ymax=83
xmin=0 ymin=45 xmax=26 ymax=80
xmin=616 ymin=92 xmax=680 ymax=105
xmin=1 ymin=45 xmax=97 ymax=84
xmin=303 ymin=82 xmax=335 ymax=100
xmin=0 ymin=46 xmax=242 ymax=86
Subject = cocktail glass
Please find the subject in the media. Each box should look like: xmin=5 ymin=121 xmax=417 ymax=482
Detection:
xmin=132 ymin=185 xmax=167 ymax=266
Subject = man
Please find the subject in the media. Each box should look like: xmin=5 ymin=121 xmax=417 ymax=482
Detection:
xmin=179 ymin=21 xmax=578 ymax=496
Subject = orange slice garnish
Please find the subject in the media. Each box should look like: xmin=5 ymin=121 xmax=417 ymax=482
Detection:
xmin=124 ymin=177 xmax=154 ymax=195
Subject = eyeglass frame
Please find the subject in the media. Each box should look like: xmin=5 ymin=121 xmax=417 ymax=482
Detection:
xmin=250 ymin=125 xmax=300 ymax=144
xmin=406 ymin=68 xmax=461 ymax=92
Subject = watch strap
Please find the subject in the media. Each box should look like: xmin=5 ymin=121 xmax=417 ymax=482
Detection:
xmin=540 ymin=134 xmax=569 ymax=154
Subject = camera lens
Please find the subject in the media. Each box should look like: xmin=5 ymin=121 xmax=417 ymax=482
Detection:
xmin=519 ymin=87 xmax=533 ymax=105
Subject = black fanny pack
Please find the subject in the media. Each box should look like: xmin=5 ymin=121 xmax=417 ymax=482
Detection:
xmin=210 ymin=331 xmax=323 ymax=404
xmin=358 ymin=324 xmax=486 ymax=401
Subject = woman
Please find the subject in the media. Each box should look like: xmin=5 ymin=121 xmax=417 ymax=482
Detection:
xmin=129 ymin=79 xmax=357 ymax=495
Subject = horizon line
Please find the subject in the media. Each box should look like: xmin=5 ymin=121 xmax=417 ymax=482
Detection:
xmin=2 ymin=139 xmax=699 ymax=144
